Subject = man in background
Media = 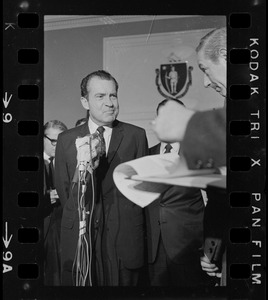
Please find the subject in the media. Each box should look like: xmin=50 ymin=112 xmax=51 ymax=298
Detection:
xmin=152 ymin=27 xmax=226 ymax=170
xmin=152 ymin=27 xmax=227 ymax=284
xmin=145 ymin=99 xmax=211 ymax=286
xmin=55 ymin=70 xmax=148 ymax=286
xmin=43 ymin=120 xmax=68 ymax=285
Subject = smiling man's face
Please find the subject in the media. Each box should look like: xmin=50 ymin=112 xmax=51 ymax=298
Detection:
xmin=197 ymin=49 xmax=227 ymax=98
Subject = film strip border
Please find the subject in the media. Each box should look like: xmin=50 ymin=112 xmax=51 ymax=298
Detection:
xmin=227 ymin=9 xmax=266 ymax=300
xmin=2 ymin=5 xmax=265 ymax=300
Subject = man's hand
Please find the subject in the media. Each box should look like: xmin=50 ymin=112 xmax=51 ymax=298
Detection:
xmin=200 ymin=254 xmax=222 ymax=278
xmin=50 ymin=189 xmax=59 ymax=204
xmin=151 ymin=100 xmax=195 ymax=143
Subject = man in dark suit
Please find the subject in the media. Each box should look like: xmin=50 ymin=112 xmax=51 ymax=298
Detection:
xmin=43 ymin=120 xmax=68 ymax=286
xmin=152 ymin=27 xmax=227 ymax=284
xmin=55 ymin=70 xmax=148 ymax=286
xmin=145 ymin=100 xmax=210 ymax=286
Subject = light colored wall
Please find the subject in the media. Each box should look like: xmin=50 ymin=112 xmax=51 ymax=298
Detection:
xmin=44 ymin=16 xmax=226 ymax=146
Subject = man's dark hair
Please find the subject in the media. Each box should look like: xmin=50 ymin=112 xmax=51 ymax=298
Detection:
xmin=80 ymin=70 xmax=119 ymax=98
xmin=156 ymin=98 xmax=184 ymax=115
xmin=44 ymin=120 xmax=68 ymax=133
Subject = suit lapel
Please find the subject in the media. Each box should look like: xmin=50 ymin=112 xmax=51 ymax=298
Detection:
xmin=77 ymin=121 xmax=123 ymax=164
xmin=78 ymin=123 xmax=90 ymax=137
xmin=69 ymin=123 xmax=89 ymax=174
xmin=150 ymin=143 xmax=161 ymax=155
xmin=107 ymin=121 xmax=123 ymax=164
xmin=154 ymin=144 xmax=161 ymax=154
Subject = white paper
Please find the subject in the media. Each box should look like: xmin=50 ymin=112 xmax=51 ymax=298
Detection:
xmin=113 ymin=154 xmax=225 ymax=208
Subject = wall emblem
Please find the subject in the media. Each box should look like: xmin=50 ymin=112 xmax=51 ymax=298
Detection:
xmin=156 ymin=61 xmax=193 ymax=100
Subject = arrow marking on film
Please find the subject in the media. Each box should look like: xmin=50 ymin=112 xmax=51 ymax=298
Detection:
xmin=3 ymin=92 xmax=12 ymax=109
xmin=3 ymin=222 xmax=13 ymax=248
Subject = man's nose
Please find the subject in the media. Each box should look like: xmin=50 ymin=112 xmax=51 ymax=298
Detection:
xmin=104 ymin=95 xmax=113 ymax=106
xmin=204 ymin=74 xmax=212 ymax=88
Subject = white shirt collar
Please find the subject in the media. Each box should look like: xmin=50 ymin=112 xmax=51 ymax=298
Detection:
xmin=87 ymin=118 xmax=113 ymax=135
xmin=88 ymin=118 xmax=99 ymax=134
xmin=43 ymin=151 xmax=50 ymax=162
xmin=160 ymin=142 xmax=180 ymax=154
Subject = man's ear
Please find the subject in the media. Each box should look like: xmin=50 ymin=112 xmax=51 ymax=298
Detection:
xmin=81 ymin=97 xmax=89 ymax=110
xmin=219 ymin=48 xmax=227 ymax=60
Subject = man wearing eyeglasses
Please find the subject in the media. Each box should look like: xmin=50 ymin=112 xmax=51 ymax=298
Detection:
xmin=43 ymin=120 xmax=68 ymax=286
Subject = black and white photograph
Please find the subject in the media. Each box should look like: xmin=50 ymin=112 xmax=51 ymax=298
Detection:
xmin=2 ymin=2 xmax=266 ymax=300
xmin=43 ymin=15 xmax=226 ymax=287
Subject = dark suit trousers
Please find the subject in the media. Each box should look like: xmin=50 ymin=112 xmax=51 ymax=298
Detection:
xmin=61 ymin=219 xmax=79 ymax=286
xmin=44 ymin=204 xmax=63 ymax=286
xmin=61 ymin=227 xmax=140 ymax=286
xmin=93 ymin=205 xmax=140 ymax=286
xmin=60 ymin=205 xmax=141 ymax=286
xmin=148 ymin=235 xmax=211 ymax=286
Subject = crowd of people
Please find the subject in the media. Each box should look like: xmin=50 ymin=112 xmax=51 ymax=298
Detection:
xmin=43 ymin=27 xmax=227 ymax=287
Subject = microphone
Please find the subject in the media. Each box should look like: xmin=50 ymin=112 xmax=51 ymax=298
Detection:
xmin=72 ymin=132 xmax=102 ymax=183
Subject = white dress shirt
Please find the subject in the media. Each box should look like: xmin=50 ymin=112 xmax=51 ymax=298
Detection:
xmin=44 ymin=151 xmax=50 ymax=163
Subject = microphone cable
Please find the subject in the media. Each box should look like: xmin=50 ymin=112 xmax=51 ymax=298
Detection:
xmin=71 ymin=134 xmax=102 ymax=286
xmin=87 ymin=170 xmax=95 ymax=286
xmin=72 ymin=168 xmax=91 ymax=286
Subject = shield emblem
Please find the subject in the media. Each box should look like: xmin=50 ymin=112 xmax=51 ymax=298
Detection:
xmin=159 ymin=63 xmax=188 ymax=98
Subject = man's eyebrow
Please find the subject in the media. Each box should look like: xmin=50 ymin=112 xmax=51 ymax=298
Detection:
xmin=95 ymin=92 xmax=106 ymax=96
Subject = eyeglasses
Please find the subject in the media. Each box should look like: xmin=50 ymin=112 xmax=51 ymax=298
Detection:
xmin=44 ymin=135 xmax=57 ymax=146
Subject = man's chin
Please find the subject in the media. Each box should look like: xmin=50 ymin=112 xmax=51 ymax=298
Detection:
xmin=103 ymin=115 xmax=116 ymax=125
xmin=216 ymin=89 xmax=225 ymax=97
xmin=220 ymin=91 xmax=226 ymax=97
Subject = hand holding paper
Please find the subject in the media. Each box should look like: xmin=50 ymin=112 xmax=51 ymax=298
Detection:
xmin=113 ymin=153 xmax=225 ymax=208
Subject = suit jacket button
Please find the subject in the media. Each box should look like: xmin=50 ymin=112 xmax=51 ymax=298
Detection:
xmin=195 ymin=159 xmax=203 ymax=169
xmin=205 ymin=158 xmax=214 ymax=168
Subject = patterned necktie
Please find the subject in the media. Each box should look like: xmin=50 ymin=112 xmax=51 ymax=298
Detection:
xmin=164 ymin=143 xmax=172 ymax=153
xmin=97 ymin=126 xmax=106 ymax=156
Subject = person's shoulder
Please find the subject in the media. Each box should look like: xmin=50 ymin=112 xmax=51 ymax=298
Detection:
xmin=58 ymin=124 xmax=88 ymax=141
xmin=116 ymin=120 xmax=145 ymax=133
xmin=149 ymin=143 xmax=160 ymax=155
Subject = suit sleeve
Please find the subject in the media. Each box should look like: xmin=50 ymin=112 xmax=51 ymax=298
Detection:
xmin=55 ymin=134 xmax=70 ymax=208
xmin=136 ymin=129 xmax=149 ymax=158
xmin=181 ymin=108 xmax=226 ymax=169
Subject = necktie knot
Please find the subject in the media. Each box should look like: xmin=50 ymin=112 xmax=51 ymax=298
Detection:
xmin=164 ymin=143 xmax=172 ymax=153
xmin=97 ymin=126 xmax=105 ymax=135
